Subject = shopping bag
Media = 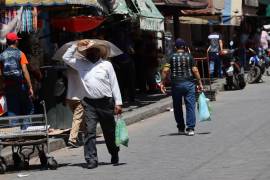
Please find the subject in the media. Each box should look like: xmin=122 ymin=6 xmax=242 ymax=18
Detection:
xmin=115 ymin=117 xmax=129 ymax=147
xmin=0 ymin=95 xmax=7 ymax=116
xmin=198 ymin=92 xmax=211 ymax=122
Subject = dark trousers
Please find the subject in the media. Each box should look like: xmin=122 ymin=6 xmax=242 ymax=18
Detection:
xmin=82 ymin=97 xmax=119 ymax=164
xmin=209 ymin=52 xmax=222 ymax=78
xmin=172 ymin=81 xmax=196 ymax=131
xmin=5 ymin=83 xmax=34 ymax=129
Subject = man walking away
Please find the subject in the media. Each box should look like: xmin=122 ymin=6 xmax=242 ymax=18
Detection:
xmin=160 ymin=38 xmax=203 ymax=136
xmin=63 ymin=40 xmax=122 ymax=169
xmin=0 ymin=33 xmax=34 ymax=126
xmin=66 ymin=66 xmax=86 ymax=148
xmin=207 ymin=28 xmax=223 ymax=78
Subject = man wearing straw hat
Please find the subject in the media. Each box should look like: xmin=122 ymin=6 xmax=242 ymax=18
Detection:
xmin=63 ymin=39 xmax=122 ymax=169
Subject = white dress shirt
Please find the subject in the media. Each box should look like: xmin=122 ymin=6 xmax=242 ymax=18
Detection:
xmin=66 ymin=67 xmax=86 ymax=100
xmin=63 ymin=45 xmax=123 ymax=105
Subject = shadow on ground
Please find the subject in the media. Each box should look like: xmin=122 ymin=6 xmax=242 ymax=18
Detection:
xmin=159 ymin=131 xmax=211 ymax=137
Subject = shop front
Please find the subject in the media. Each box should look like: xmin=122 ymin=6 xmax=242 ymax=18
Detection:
xmin=0 ymin=1 xmax=109 ymax=129
xmin=0 ymin=0 xmax=165 ymax=129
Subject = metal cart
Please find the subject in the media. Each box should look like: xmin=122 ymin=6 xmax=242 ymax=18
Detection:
xmin=0 ymin=101 xmax=57 ymax=174
xmin=194 ymin=57 xmax=216 ymax=101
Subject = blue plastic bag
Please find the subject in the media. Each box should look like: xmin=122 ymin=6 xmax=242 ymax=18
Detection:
xmin=198 ymin=92 xmax=211 ymax=122
xmin=115 ymin=117 xmax=129 ymax=147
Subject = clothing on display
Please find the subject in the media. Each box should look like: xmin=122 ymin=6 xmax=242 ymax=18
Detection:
xmin=0 ymin=7 xmax=38 ymax=33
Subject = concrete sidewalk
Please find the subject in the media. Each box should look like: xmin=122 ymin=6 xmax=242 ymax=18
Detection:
xmin=1 ymin=78 xmax=226 ymax=166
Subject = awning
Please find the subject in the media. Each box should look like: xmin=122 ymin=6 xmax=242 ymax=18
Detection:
xmin=259 ymin=0 xmax=270 ymax=4
xmin=108 ymin=0 xmax=130 ymax=14
xmin=1 ymin=0 xmax=106 ymax=9
xmin=51 ymin=16 xmax=105 ymax=32
xmin=179 ymin=15 xmax=242 ymax=26
xmin=153 ymin=0 xmax=209 ymax=9
xmin=244 ymin=0 xmax=259 ymax=7
xmin=180 ymin=16 xmax=220 ymax=25
xmin=132 ymin=0 xmax=164 ymax=31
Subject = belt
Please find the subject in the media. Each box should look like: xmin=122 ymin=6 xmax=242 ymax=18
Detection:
xmin=4 ymin=79 xmax=27 ymax=86
xmin=83 ymin=97 xmax=113 ymax=105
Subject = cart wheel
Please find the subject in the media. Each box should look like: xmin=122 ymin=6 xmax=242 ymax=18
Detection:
xmin=47 ymin=157 xmax=58 ymax=170
xmin=12 ymin=153 xmax=24 ymax=170
xmin=39 ymin=151 xmax=47 ymax=167
xmin=0 ymin=162 xmax=7 ymax=174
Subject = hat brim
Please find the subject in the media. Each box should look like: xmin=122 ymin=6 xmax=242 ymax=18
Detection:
xmin=77 ymin=40 xmax=110 ymax=59
xmin=7 ymin=37 xmax=21 ymax=41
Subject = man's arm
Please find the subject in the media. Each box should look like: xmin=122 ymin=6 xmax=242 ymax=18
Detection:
xmin=206 ymin=46 xmax=211 ymax=56
xmin=107 ymin=62 xmax=123 ymax=114
xmin=21 ymin=64 xmax=34 ymax=97
xmin=160 ymin=66 xmax=170 ymax=94
xmin=108 ymin=62 xmax=122 ymax=105
xmin=62 ymin=44 xmax=78 ymax=68
xmin=219 ymin=40 xmax=223 ymax=51
xmin=192 ymin=66 xmax=203 ymax=90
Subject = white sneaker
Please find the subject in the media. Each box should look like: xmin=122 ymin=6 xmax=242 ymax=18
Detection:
xmin=186 ymin=130 xmax=195 ymax=136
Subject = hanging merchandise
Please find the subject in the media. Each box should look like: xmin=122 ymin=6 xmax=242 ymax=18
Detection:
xmin=0 ymin=7 xmax=23 ymax=45
xmin=21 ymin=7 xmax=34 ymax=32
xmin=0 ymin=7 xmax=37 ymax=35
xmin=33 ymin=7 xmax=38 ymax=32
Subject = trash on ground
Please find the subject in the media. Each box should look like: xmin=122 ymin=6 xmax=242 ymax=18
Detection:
xmin=17 ymin=173 xmax=30 ymax=178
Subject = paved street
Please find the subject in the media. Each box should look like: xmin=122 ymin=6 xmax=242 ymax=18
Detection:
xmin=2 ymin=77 xmax=270 ymax=180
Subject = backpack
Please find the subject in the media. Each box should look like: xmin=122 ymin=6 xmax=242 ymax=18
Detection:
xmin=0 ymin=47 xmax=23 ymax=80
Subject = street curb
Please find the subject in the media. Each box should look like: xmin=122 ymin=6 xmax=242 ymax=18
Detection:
xmin=97 ymin=96 xmax=172 ymax=134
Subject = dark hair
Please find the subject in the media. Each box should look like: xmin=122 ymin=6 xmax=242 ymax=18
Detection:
xmin=175 ymin=38 xmax=187 ymax=49
xmin=6 ymin=39 xmax=16 ymax=46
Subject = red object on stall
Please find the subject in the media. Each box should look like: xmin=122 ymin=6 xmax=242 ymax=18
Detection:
xmin=37 ymin=20 xmax=43 ymax=28
xmin=51 ymin=16 xmax=105 ymax=32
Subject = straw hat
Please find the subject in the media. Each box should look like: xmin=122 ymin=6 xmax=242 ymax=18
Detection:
xmin=77 ymin=39 xmax=110 ymax=59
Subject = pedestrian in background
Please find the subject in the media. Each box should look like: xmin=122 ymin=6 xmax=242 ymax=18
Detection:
xmin=160 ymin=38 xmax=203 ymax=136
xmin=66 ymin=66 xmax=86 ymax=148
xmin=63 ymin=40 xmax=122 ymax=169
xmin=207 ymin=28 xmax=224 ymax=78
xmin=0 ymin=32 xmax=34 ymax=126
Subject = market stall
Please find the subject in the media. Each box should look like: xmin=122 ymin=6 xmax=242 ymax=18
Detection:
xmin=0 ymin=2 xmax=108 ymax=130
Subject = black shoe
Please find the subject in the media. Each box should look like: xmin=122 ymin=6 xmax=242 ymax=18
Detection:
xmin=87 ymin=162 xmax=98 ymax=169
xmin=111 ymin=153 xmax=119 ymax=164
xmin=178 ymin=129 xmax=186 ymax=135
xmin=67 ymin=140 xmax=80 ymax=148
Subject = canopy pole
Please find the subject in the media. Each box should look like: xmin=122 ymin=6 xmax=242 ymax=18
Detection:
xmin=173 ymin=12 xmax=180 ymax=39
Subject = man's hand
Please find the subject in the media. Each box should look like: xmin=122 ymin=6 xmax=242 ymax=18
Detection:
xmin=29 ymin=87 xmax=34 ymax=98
xmin=197 ymin=83 xmax=204 ymax=92
xmin=114 ymin=105 xmax=122 ymax=115
xmin=77 ymin=40 xmax=89 ymax=47
xmin=160 ymin=83 xmax=166 ymax=94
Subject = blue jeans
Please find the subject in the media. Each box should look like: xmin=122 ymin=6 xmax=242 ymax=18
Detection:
xmin=172 ymin=81 xmax=196 ymax=131
xmin=209 ymin=52 xmax=222 ymax=78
